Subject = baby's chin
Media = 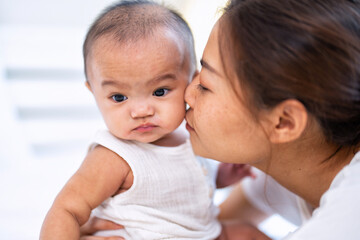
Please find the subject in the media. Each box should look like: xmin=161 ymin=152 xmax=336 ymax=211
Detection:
xmin=135 ymin=133 xmax=176 ymax=147
xmin=119 ymin=133 xmax=167 ymax=145
xmin=110 ymin=128 xmax=175 ymax=145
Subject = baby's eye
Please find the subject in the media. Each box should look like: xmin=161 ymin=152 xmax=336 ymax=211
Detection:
xmin=153 ymin=88 xmax=169 ymax=97
xmin=112 ymin=94 xmax=128 ymax=102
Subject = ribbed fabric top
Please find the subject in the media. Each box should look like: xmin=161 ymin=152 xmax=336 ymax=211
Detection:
xmin=91 ymin=130 xmax=221 ymax=240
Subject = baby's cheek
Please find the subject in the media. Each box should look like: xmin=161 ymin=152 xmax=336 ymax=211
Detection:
xmin=110 ymin=126 xmax=128 ymax=139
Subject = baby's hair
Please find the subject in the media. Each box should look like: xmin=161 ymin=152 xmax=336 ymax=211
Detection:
xmin=83 ymin=0 xmax=196 ymax=79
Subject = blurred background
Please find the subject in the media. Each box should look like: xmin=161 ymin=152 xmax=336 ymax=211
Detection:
xmin=0 ymin=0 xmax=296 ymax=239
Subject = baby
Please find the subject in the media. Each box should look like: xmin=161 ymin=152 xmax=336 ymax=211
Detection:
xmin=40 ymin=1 xmax=250 ymax=239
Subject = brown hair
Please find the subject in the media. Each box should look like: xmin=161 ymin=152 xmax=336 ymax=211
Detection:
xmin=83 ymin=0 xmax=196 ymax=79
xmin=219 ymin=0 xmax=360 ymax=148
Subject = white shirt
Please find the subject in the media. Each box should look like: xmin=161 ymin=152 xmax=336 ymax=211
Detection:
xmin=242 ymin=151 xmax=360 ymax=239
xmin=91 ymin=130 xmax=221 ymax=240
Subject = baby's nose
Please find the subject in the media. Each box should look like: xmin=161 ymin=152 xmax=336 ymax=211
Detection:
xmin=130 ymin=100 xmax=155 ymax=118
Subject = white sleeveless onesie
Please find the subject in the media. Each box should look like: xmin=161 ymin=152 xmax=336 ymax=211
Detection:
xmin=91 ymin=130 xmax=221 ymax=239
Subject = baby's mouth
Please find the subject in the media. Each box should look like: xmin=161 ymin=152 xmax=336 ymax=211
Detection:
xmin=134 ymin=124 xmax=157 ymax=132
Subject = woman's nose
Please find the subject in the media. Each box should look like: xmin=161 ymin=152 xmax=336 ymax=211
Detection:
xmin=185 ymin=73 xmax=199 ymax=109
xmin=130 ymin=100 xmax=155 ymax=119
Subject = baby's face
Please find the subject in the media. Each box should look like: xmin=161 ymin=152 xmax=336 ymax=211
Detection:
xmin=86 ymin=29 xmax=192 ymax=144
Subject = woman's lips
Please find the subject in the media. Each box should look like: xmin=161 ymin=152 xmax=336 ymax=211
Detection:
xmin=185 ymin=122 xmax=194 ymax=132
xmin=185 ymin=115 xmax=195 ymax=132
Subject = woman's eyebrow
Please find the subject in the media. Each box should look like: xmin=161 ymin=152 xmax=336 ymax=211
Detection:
xmin=200 ymin=59 xmax=222 ymax=76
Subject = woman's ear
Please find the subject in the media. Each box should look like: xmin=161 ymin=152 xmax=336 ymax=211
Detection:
xmin=267 ymin=99 xmax=308 ymax=144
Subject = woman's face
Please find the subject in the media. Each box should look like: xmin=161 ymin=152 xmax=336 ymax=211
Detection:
xmin=185 ymin=22 xmax=271 ymax=165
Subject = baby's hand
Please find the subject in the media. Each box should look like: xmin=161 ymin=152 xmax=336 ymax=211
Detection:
xmin=216 ymin=163 xmax=255 ymax=188
xmin=80 ymin=216 xmax=124 ymax=240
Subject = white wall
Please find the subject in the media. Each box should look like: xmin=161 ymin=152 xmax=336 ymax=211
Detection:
xmin=0 ymin=0 xmax=121 ymax=27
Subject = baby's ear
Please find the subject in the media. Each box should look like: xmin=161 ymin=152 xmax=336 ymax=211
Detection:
xmin=85 ymin=81 xmax=92 ymax=92
xmin=267 ymin=99 xmax=308 ymax=144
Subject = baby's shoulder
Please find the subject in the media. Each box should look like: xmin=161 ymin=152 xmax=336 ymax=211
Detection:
xmin=86 ymin=144 xmax=131 ymax=172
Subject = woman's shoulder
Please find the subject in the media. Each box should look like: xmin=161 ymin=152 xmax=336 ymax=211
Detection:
xmin=287 ymin=153 xmax=360 ymax=239
xmin=328 ymin=151 xmax=360 ymax=190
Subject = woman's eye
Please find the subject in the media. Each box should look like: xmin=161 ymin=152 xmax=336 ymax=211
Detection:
xmin=153 ymin=88 xmax=169 ymax=97
xmin=112 ymin=94 xmax=128 ymax=102
xmin=197 ymin=84 xmax=209 ymax=92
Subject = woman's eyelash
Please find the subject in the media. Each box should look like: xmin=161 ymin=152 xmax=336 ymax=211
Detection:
xmin=197 ymin=84 xmax=208 ymax=91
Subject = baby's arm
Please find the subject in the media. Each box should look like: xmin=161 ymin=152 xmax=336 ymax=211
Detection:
xmin=40 ymin=145 xmax=131 ymax=240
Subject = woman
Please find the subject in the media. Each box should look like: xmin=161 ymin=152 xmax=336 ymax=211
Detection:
xmin=81 ymin=0 xmax=360 ymax=239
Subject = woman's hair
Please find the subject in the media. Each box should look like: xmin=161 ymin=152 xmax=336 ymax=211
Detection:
xmin=219 ymin=0 xmax=360 ymax=148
